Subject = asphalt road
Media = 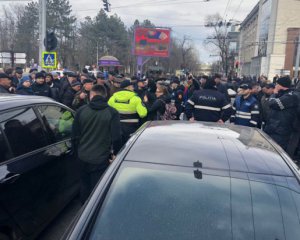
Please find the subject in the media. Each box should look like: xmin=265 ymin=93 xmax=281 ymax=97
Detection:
xmin=38 ymin=197 xmax=82 ymax=240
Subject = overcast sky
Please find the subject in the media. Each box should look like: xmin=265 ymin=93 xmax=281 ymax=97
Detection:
xmin=1 ymin=0 xmax=259 ymax=63
xmin=71 ymin=0 xmax=259 ymax=63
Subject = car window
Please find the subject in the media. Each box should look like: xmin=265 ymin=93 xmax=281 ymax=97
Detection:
xmin=0 ymin=108 xmax=48 ymax=158
xmin=0 ymin=129 xmax=12 ymax=163
xmin=37 ymin=105 xmax=74 ymax=142
xmin=88 ymin=164 xmax=300 ymax=240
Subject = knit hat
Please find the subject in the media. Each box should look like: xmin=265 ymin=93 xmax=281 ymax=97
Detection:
xmin=35 ymin=72 xmax=45 ymax=79
xmin=19 ymin=76 xmax=32 ymax=85
xmin=277 ymin=77 xmax=291 ymax=88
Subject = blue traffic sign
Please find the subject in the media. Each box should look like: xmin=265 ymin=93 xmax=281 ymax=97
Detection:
xmin=42 ymin=52 xmax=57 ymax=68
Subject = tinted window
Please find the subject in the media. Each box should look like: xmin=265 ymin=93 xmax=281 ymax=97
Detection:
xmin=0 ymin=129 xmax=12 ymax=162
xmin=0 ymin=108 xmax=48 ymax=157
xmin=37 ymin=105 xmax=74 ymax=142
xmin=89 ymin=166 xmax=232 ymax=240
xmin=88 ymin=163 xmax=300 ymax=240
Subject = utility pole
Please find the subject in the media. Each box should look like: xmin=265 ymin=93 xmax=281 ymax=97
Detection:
xmin=294 ymin=33 xmax=300 ymax=80
xmin=38 ymin=0 xmax=46 ymax=69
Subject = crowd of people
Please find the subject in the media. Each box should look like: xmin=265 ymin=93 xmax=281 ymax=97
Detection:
xmin=1 ymin=67 xmax=300 ymax=203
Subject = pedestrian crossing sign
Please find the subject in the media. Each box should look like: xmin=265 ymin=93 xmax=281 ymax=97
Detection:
xmin=42 ymin=51 xmax=57 ymax=68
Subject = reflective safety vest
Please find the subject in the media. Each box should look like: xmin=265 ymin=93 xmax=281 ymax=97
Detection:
xmin=108 ymin=90 xmax=147 ymax=123
xmin=230 ymin=95 xmax=260 ymax=127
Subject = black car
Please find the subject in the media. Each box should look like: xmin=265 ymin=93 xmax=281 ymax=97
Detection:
xmin=64 ymin=121 xmax=300 ymax=240
xmin=0 ymin=94 xmax=80 ymax=239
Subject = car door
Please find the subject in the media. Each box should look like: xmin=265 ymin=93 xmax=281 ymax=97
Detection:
xmin=36 ymin=104 xmax=80 ymax=202
xmin=0 ymin=106 xmax=58 ymax=238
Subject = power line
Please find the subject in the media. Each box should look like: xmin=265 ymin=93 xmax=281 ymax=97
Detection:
xmin=112 ymin=0 xmax=210 ymax=9
xmin=223 ymin=0 xmax=233 ymax=21
xmin=230 ymin=0 xmax=244 ymax=21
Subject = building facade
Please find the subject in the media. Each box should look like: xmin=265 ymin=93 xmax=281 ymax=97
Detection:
xmin=239 ymin=0 xmax=300 ymax=80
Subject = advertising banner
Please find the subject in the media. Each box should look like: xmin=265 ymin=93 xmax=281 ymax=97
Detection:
xmin=134 ymin=28 xmax=171 ymax=57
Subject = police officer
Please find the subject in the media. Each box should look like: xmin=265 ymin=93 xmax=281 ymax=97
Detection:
xmin=230 ymin=82 xmax=260 ymax=127
xmin=186 ymin=77 xmax=232 ymax=123
xmin=264 ymin=77 xmax=298 ymax=150
xmin=108 ymin=79 xmax=147 ymax=144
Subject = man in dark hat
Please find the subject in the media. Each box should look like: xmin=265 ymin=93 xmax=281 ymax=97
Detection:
xmin=214 ymin=73 xmax=229 ymax=101
xmin=264 ymin=77 xmax=298 ymax=150
xmin=96 ymin=72 xmax=111 ymax=100
xmin=32 ymin=72 xmax=51 ymax=97
xmin=186 ymin=77 xmax=232 ymax=123
xmin=134 ymin=78 xmax=147 ymax=99
xmin=72 ymin=78 xmax=94 ymax=110
xmin=230 ymin=82 xmax=260 ymax=127
xmin=15 ymin=68 xmax=23 ymax=83
xmin=0 ymin=73 xmax=12 ymax=93
xmin=62 ymin=81 xmax=81 ymax=108
xmin=108 ymin=79 xmax=147 ymax=144
xmin=110 ymin=75 xmax=123 ymax=96
xmin=60 ymin=72 xmax=77 ymax=102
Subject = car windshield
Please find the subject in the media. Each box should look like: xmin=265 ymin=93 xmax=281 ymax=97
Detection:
xmin=88 ymin=162 xmax=300 ymax=240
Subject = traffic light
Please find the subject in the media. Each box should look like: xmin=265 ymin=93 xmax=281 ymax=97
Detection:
xmin=44 ymin=32 xmax=58 ymax=51
xmin=103 ymin=0 xmax=110 ymax=12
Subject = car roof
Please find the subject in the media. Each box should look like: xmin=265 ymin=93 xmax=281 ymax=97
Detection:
xmin=125 ymin=121 xmax=298 ymax=178
xmin=0 ymin=94 xmax=60 ymax=111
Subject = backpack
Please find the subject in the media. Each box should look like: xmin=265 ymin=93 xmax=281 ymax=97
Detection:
xmin=159 ymin=99 xmax=177 ymax=120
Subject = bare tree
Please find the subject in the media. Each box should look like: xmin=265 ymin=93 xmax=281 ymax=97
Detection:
xmin=204 ymin=13 xmax=230 ymax=76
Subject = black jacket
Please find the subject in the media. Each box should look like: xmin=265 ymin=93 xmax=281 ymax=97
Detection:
xmin=186 ymin=88 xmax=232 ymax=122
xmin=16 ymin=86 xmax=34 ymax=95
xmin=61 ymin=87 xmax=77 ymax=109
xmin=0 ymin=85 xmax=10 ymax=94
xmin=32 ymin=82 xmax=51 ymax=97
xmin=216 ymin=82 xmax=229 ymax=101
xmin=260 ymin=93 xmax=272 ymax=125
xmin=72 ymin=95 xmax=122 ymax=164
xmin=171 ymin=86 xmax=184 ymax=118
xmin=264 ymin=89 xmax=298 ymax=137
xmin=146 ymin=94 xmax=170 ymax=120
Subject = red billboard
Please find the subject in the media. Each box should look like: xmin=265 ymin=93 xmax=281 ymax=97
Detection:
xmin=134 ymin=28 xmax=171 ymax=58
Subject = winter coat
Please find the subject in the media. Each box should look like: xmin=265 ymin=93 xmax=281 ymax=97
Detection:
xmin=16 ymin=86 xmax=34 ymax=95
xmin=230 ymin=95 xmax=260 ymax=127
xmin=260 ymin=94 xmax=272 ymax=125
xmin=32 ymin=82 xmax=51 ymax=97
xmin=0 ymin=85 xmax=10 ymax=94
xmin=72 ymin=90 xmax=90 ymax=110
xmin=48 ymin=83 xmax=60 ymax=102
xmin=61 ymin=87 xmax=78 ymax=109
xmin=264 ymin=89 xmax=298 ymax=144
xmin=146 ymin=94 xmax=170 ymax=121
xmin=186 ymin=88 xmax=232 ymax=122
xmin=72 ymin=95 xmax=121 ymax=164
xmin=171 ymin=86 xmax=184 ymax=118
